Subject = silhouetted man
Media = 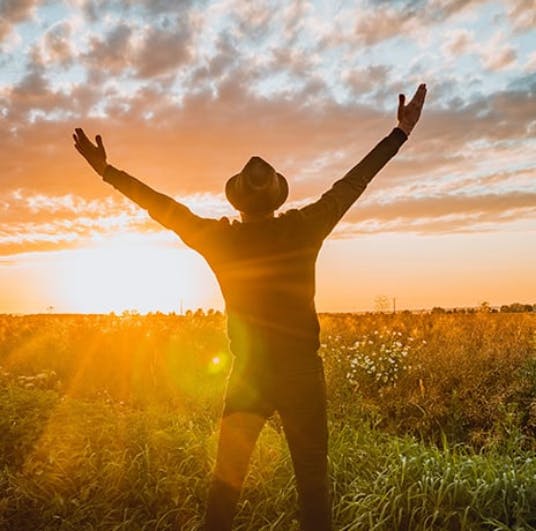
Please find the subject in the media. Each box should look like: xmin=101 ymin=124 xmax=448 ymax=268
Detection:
xmin=74 ymin=83 xmax=427 ymax=530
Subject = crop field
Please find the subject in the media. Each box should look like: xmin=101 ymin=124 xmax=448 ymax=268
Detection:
xmin=1 ymin=311 xmax=535 ymax=530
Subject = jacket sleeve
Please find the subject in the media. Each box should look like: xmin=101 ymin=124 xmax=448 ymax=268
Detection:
xmin=102 ymin=165 xmax=217 ymax=249
xmin=298 ymin=127 xmax=408 ymax=240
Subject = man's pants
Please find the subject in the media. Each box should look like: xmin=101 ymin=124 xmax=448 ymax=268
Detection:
xmin=205 ymin=354 xmax=331 ymax=531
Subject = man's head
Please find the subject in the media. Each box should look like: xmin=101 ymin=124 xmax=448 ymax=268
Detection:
xmin=225 ymin=156 xmax=288 ymax=218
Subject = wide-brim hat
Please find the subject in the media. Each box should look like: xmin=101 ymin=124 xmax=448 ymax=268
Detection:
xmin=225 ymin=156 xmax=288 ymax=214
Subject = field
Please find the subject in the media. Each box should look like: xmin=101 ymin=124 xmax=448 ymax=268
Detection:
xmin=1 ymin=311 xmax=535 ymax=530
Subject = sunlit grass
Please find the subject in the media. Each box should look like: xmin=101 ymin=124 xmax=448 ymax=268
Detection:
xmin=0 ymin=311 xmax=535 ymax=529
xmin=1 ymin=385 xmax=535 ymax=530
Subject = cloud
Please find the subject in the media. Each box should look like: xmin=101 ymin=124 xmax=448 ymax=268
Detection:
xmin=232 ymin=2 xmax=278 ymax=42
xmin=0 ymin=0 xmax=41 ymax=43
xmin=354 ymin=4 xmax=419 ymax=45
xmin=136 ymin=0 xmax=206 ymax=15
xmin=3 ymin=57 xmax=100 ymax=125
xmin=441 ymin=29 xmax=475 ymax=57
xmin=524 ymin=52 xmax=536 ymax=73
xmin=342 ymin=64 xmax=391 ymax=95
xmin=482 ymin=45 xmax=517 ymax=71
xmin=281 ymin=0 xmax=313 ymax=43
xmin=189 ymin=31 xmax=239 ymax=84
xmin=478 ymin=31 xmax=517 ymax=71
xmin=353 ymin=0 xmax=486 ymax=45
xmin=505 ymin=0 xmax=536 ymax=33
xmin=441 ymin=28 xmax=517 ymax=72
xmin=2 ymin=178 xmax=534 ymax=256
xmin=0 ymin=190 xmax=152 ymax=255
xmin=0 ymin=186 xmax=235 ymax=255
xmin=82 ymin=23 xmax=134 ymax=74
xmin=81 ymin=15 xmax=195 ymax=79
xmin=347 ymin=190 xmax=536 ymax=223
xmin=1 ymin=65 xmax=534 ymax=200
xmin=34 ymin=20 xmax=76 ymax=67
xmin=334 ymin=190 xmax=536 ymax=236
xmin=132 ymin=21 xmax=194 ymax=78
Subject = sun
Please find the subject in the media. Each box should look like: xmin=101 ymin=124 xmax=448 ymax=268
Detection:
xmin=56 ymin=233 xmax=218 ymax=313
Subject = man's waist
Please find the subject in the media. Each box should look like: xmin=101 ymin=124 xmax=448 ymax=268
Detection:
xmin=230 ymin=345 xmax=323 ymax=375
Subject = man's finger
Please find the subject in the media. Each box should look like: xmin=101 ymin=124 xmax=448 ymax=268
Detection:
xmin=411 ymin=84 xmax=427 ymax=106
xmin=96 ymin=134 xmax=103 ymax=148
xmin=75 ymin=127 xmax=91 ymax=145
xmin=419 ymin=85 xmax=427 ymax=104
xmin=398 ymin=94 xmax=405 ymax=120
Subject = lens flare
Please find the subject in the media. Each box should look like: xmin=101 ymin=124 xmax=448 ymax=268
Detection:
xmin=208 ymin=353 xmax=229 ymax=374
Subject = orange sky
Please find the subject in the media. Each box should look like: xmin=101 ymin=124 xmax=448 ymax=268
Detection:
xmin=1 ymin=0 xmax=535 ymax=313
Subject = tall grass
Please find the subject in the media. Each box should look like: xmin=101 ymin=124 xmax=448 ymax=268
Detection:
xmin=0 ymin=312 xmax=535 ymax=529
xmin=1 ymin=385 xmax=535 ymax=530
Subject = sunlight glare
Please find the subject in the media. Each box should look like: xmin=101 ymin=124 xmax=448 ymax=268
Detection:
xmin=57 ymin=234 xmax=217 ymax=313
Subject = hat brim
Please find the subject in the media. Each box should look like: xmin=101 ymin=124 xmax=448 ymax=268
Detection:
xmin=225 ymin=172 xmax=289 ymax=214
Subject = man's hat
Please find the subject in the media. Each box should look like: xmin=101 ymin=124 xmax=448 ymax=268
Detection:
xmin=225 ymin=156 xmax=288 ymax=214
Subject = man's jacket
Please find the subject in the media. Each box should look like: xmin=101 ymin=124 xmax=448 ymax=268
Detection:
xmin=102 ymin=128 xmax=407 ymax=365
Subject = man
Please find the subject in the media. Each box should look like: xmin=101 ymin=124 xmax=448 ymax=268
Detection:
xmin=73 ymin=83 xmax=426 ymax=530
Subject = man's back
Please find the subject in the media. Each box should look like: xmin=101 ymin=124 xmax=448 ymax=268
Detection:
xmin=195 ymin=210 xmax=325 ymax=360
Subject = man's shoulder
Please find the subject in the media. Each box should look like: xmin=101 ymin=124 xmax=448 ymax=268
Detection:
xmin=277 ymin=208 xmax=302 ymax=223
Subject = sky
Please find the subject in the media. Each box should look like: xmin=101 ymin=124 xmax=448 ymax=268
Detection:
xmin=0 ymin=0 xmax=535 ymax=314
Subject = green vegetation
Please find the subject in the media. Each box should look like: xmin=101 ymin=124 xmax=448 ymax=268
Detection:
xmin=1 ymin=312 xmax=535 ymax=529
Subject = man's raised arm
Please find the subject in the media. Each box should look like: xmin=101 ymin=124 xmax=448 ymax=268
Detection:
xmin=72 ymin=128 xmax=213 ymax=246
xmin=299 ymin=83 xmax=427 ymax=239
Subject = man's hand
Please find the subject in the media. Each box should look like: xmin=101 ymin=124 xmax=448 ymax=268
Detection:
xmin=73 ymin=128 xmax=107 ymax=176
xmin=397 ymin=83 xmax=427 ymax=136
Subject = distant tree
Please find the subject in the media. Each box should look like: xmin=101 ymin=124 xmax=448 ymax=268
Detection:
xmin=512 ymin=303 xmax=525 ymax=312
xmin=501 ymin=302 xmax=530 ymax=313
xmin=374 ymin=295 xmax=390 ymax=313
xmin=478 ymin=301 xmax=491 ymax=313
xmin=431 ymin=306 xmax=446 ymax=314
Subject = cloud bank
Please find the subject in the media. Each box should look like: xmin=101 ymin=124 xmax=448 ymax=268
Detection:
xmin=0 ymin=0 xmax=534 ymax=256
